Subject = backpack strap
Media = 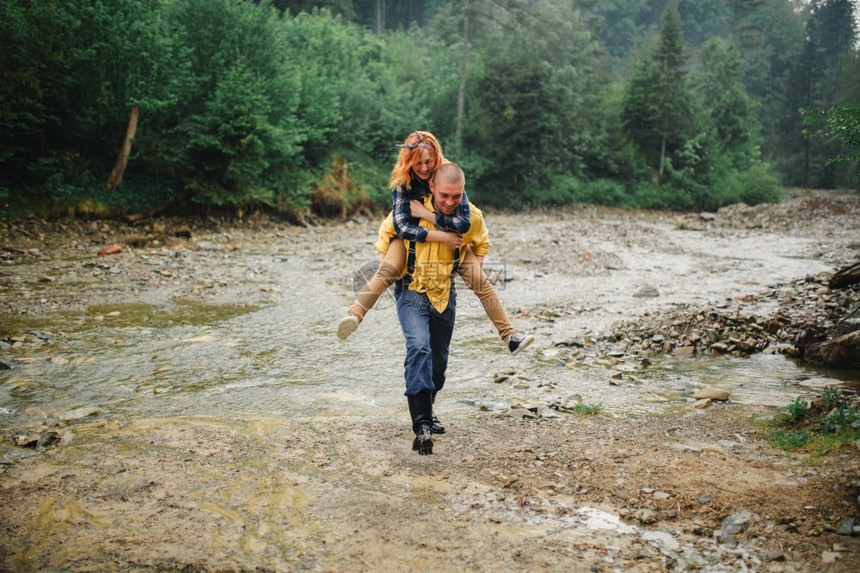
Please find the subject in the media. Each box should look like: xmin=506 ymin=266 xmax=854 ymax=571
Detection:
xmin=406 ymin=239 xmax=416 ymax=275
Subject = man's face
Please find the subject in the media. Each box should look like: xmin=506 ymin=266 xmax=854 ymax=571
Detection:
xmin=430 ymin=180 xmax=463 ymax=215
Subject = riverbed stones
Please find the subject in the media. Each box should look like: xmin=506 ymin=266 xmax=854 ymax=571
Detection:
xmin=605 ymin=272 xmax=858 ymax=366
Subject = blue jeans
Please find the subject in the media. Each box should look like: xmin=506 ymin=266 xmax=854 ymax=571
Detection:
xmin=395 ymin=284 xmax=456 ymax=397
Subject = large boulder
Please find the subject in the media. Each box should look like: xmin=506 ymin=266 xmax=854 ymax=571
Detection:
xmin=803 ymin=330 xmax=860 ymax=369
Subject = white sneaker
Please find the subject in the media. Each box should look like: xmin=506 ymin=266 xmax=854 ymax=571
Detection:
xmin=337 ymin=315 xmax=359 ymax=340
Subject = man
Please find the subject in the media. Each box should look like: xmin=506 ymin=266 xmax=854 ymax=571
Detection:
xmin=375 ymin=162 xmax=491 ymax=455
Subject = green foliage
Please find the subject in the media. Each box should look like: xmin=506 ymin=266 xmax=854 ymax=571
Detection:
xmin=571 ymin=403 xmax=604 ymax=415
xmin=815 ymin=401 xmax=860 ymax=434
xmin=778 ymin=396 xmax=810 ymax=424
xmin=802 ymin=105 xmax=860 ymax=164
xmin=574 ymin=179 xmax=633 ymax=208
xmin=767 ymin=429 xmax=810 ymax=451
xmin=159 ymin=0 xmax=307 ymax=210
xmin=761 ymin=391 xmax=860 ymax=456
xmin=460 ymin=0 xmax=610 ymax=207
xmin=694 ymin=38 xmax=762 ymax=171
xmin=713 ymin=163 xmax=784 ymax=206
xmin=2 ymin=0 xmax=854 ymax=219
xmin=622 ymin=1 xmax=701 ymax=177
xmin=773 ymin=0 xmax=858 ymax=188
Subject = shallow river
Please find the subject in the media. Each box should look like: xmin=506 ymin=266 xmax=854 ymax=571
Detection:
xmin=1 ymin=211 xmax=855 ymax=445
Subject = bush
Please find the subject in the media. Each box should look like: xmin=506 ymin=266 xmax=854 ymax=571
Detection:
xmin=716 ymin=162 xmax=784 ymax=206
xmin=576 ymin=179 xmax=632 ymax=207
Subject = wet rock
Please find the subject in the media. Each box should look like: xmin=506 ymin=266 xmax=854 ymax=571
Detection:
xmin=693 ymin=387 xmax=730 ymax=401
xmin=604 ymin=272 xmax=857 ymax=365
xmin=98 ymin=246 xmax=123 ymax=256
xmin=710 ymin=342 xmax=730 ymax=353
xmin=60 ymin=406 xmax=102 ymax=421
xmin=633 ymin=285 xmax=660 ymax=298
xmin=478 ymin=402 xmax=508 ymax=412
xmin=635 ymin=508 xmax=657 ymax=524
xmin=36 ymin=431 xmax=61 ymax=448
xmin=13 ymin=433 xmax=40 ymax=447
xmin=493 ymin=371 xmax=515 ymax=383
xmin=829 ymin=261 xmax=860 ymax=289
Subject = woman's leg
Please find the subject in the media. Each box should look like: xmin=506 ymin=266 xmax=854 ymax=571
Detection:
xmin=338 ymin=239 xmax=406 ymax=339
xmin=458 ymin=247 xmax=515 ymax=342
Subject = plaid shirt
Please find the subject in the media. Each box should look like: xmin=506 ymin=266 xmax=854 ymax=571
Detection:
xmin=391 ymin=174 xmax=470 ymax=242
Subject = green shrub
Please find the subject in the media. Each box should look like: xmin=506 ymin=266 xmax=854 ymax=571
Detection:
xmin=576 ymin=179 xmax=631 ymax=207
xmin=777 ymin=396 xmax=810 ymax=424
xmin=761 ymin=391 xmax=860 ymax=456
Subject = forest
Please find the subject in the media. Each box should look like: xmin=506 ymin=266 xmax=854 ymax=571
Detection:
xmin=1 ymin=0 xmax=858 ymax=219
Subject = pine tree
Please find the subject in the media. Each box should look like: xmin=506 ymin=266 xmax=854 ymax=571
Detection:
xmin=622 ymin=0 xmax=698 ymax=178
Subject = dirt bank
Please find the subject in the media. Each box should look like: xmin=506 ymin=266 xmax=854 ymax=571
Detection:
xmin=1 ymin=189 xmax=859 ymax=572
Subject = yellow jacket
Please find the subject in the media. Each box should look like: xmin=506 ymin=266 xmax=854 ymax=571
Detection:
xmin=376 ymin=196 xmax=490 ymax=313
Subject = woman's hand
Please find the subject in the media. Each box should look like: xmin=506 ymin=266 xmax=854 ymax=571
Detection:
xmin=439 ymin=231 xmax=463 ymax=250
xmin=410 ymin=200 xmax=436 ymax=223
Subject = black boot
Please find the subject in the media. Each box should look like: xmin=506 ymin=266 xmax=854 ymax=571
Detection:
xmin=407 ymin=391 xmax=434 ymax=455
xmin=430 ymin=391 xmax=445 ymax=434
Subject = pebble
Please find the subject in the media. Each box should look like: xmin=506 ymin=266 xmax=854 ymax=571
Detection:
xmin=836 ymin=518 xmax=854 ymax=535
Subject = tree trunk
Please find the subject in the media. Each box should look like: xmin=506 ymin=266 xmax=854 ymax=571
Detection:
xmin=375 ymin=0 xmax=384 ymax=35
xmin=106 ymin=105 xmax=139 ymax=190
xmin=456 ymin=0 xmax=470 ymax=142
xmin=658 ymin=135 xmax=666 ymax=176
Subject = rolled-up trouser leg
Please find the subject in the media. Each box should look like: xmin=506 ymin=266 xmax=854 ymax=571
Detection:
xmin=458 ymin=247 xmax=515 ymax=341
xmin=348 ymin=239 xmax=406 ymax=322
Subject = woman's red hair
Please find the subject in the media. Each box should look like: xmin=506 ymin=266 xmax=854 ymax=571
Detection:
xmin=388 ymin=131 xmax=447 ymax=190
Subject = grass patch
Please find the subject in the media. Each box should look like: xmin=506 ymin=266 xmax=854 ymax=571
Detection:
xmin=756 ymin=389 xmax=860 ymax=456
xmin=570 ymin=403 xmax=604 ymax=415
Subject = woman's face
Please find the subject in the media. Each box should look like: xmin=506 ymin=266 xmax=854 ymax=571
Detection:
xmin=411 ymin=148 xmax=435 ymax=181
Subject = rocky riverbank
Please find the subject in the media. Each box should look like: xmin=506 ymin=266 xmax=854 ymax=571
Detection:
xmin=1 ymin=189 xmax=859 ymax=572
